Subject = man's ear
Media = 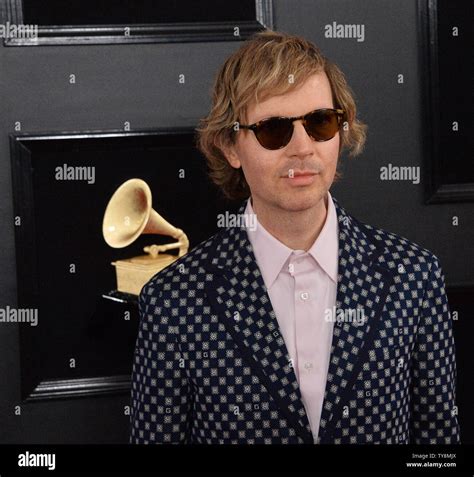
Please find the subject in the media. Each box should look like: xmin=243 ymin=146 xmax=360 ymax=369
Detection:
xmin=222 ymin=142 xmax=241 ymax=169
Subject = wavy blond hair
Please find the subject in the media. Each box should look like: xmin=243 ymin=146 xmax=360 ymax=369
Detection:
xmin=195 ymin=29 xmax=367 ymax=201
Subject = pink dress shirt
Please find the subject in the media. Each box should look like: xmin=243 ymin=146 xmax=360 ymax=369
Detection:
xmin=244 ymin=191 xmax=339 ymax=443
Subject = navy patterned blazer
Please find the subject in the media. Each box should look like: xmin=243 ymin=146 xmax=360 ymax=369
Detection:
xmin=130 ymin=197 xmax=460 ymax=444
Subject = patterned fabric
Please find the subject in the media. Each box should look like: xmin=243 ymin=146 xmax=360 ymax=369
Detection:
xmin=129 ymin=197 xmax=460 ymax=444
xmin=244 ymin=192 xmax=339 ymax=443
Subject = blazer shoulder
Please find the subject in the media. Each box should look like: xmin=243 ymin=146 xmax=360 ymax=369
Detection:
xmin=140 ymin=228 xmax=224 ymax=297
xmin=333 ymin=197 xmax=439 ymax=271
xmin=356 ymin=218 xmax=441 ymax=271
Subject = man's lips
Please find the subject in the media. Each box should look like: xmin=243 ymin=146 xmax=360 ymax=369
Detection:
xmin=280 ymin=170 xmax=319 ymax=178
xmin=280 ymin=170 xmax=319 ymax=186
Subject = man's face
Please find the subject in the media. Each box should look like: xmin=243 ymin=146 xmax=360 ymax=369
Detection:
xmin=224 ymin=71 xmax=340 ymax=213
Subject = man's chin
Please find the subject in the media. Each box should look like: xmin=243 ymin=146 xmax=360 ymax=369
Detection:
xmin=277 ymin=190 xmax=328 ymax=212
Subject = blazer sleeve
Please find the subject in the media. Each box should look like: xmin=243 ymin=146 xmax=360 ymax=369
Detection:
xmin=129 ymin=281 xmax=193 ymax=444
xmin=409 ymin=255 xmax=461 ymax=444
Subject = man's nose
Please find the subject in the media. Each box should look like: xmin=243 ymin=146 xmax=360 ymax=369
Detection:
xmin=287 ymin=120 xmax=314 ymax=149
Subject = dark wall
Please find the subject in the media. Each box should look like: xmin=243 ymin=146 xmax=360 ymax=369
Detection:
xmin=0 ymin=0 xmax=472 ymax=444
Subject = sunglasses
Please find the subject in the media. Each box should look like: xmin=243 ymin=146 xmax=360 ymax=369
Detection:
xmin=237 ymin=108 xmax=345 ymax=150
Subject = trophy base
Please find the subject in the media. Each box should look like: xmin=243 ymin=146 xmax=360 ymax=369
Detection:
xmin=111 ymin=253 xmax=176 ymax=296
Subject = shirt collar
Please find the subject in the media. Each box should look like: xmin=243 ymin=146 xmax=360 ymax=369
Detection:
xmin=244 ymin=191 xmax=339 ymax=289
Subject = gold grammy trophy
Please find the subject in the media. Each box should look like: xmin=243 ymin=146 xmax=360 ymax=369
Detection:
xmin=102 ymin=178 xmax=189 ymax=295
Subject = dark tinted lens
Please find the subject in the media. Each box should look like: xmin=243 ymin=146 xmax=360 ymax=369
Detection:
xmin=254 ymin=118 xmax=293 ymax=150
xmin=306 ymin=109 xmax=341 ymax=141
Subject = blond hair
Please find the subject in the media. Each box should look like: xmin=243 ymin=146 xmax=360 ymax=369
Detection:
xmin=195 ymin=29 xmax=367 ymax=201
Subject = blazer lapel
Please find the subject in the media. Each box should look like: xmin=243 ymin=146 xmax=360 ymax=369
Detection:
xmin=203 ymin=201 xmax=313 ymax=444
xmin=317 ymin=198 xmax=394 ymax=443
xmin=203 ymin=197 xmax=394 ymax=445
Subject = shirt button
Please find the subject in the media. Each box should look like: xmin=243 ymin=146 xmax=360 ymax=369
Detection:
xmin=300 ymin=292 xmax=309 ymax=300
xmin=304 ymin=362 xmax=313 ymax=371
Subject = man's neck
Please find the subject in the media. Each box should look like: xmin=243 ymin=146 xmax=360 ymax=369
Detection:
xmin=250 ymin=194 xmax=328 ymax=252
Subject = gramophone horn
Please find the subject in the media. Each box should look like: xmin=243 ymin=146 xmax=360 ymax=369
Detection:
xmin=102 ymin=178 xmax=183 ymax=249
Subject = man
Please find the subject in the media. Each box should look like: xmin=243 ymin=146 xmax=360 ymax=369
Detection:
xmin=130 ymin=30 xmax=460 ymax=444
